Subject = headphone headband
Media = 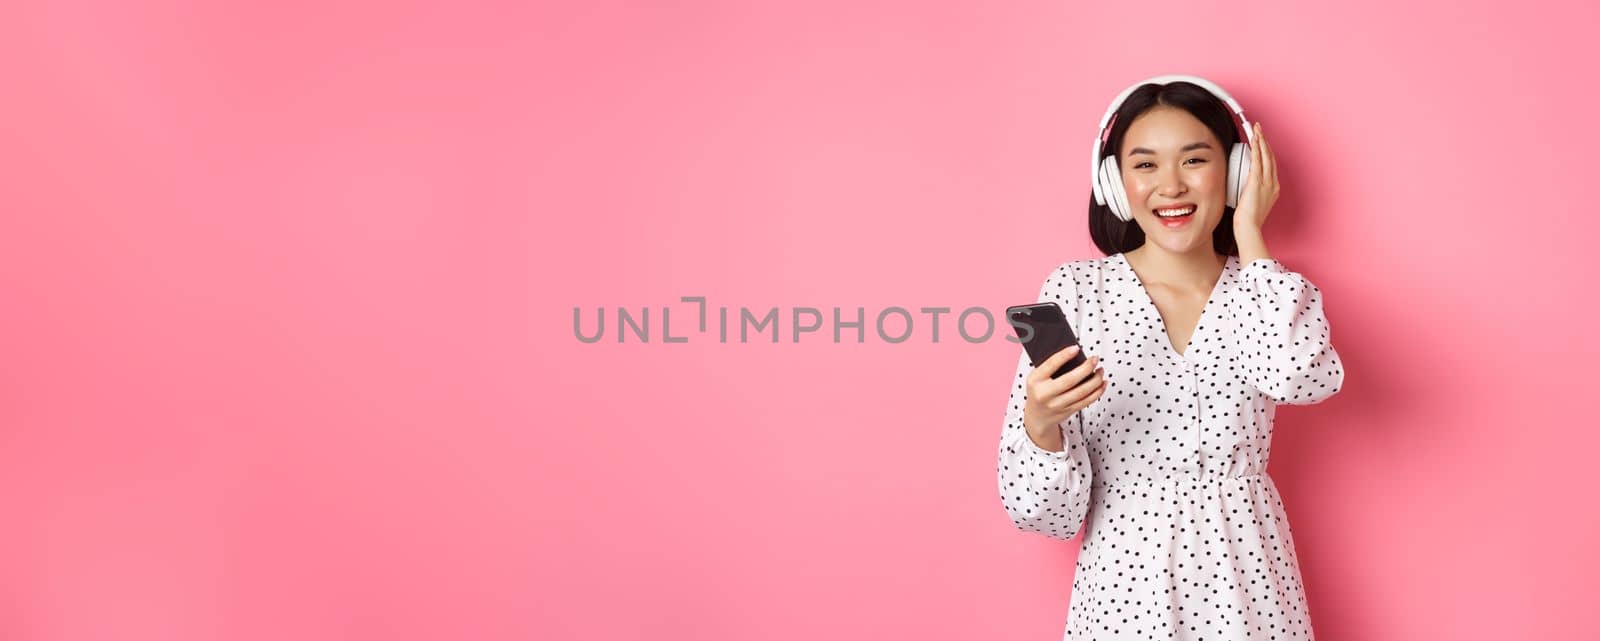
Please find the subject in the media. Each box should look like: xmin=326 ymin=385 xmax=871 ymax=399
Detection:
xmin=1089 ymin=74 xmax=1255 ymax=207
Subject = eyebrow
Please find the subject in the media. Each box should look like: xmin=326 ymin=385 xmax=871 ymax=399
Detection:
xmin=1127 ymin=141 xmax=1214 ymax=156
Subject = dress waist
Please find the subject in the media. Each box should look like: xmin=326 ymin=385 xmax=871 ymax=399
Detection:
xmin=1092 ymin=472 xmax=1267 ymax=490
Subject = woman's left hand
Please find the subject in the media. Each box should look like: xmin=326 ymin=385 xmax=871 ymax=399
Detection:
xmin=1232 ymin=121 xmax=1278 ymax=233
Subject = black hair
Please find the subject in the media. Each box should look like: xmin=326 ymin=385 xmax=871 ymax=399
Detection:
xmin=1087 ymin=81 xmax=1244 ymax=257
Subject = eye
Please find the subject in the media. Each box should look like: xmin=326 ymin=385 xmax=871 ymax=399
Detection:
xmin=1184 ymin=158 xmax=1208 ymax=166
xmin=1133 ymin=162 xmax=1153 ymax=169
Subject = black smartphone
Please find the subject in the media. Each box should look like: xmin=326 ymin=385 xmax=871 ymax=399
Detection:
xmin=1006 ymin=302 xmax=1092 ymax=384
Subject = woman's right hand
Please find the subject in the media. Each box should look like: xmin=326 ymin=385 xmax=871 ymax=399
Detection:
xmin=1022 ymin=345 xmax=1106 ymax=449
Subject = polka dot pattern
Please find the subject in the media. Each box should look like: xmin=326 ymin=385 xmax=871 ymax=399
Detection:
xmin=997 ymin=252 xmax=1344 ymax=640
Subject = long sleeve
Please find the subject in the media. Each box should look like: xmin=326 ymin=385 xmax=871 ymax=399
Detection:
xmin=1230 ymin=258 xmax=1346 ymax=405
xmin=997 ymin=264 xmax=1093 ymax=541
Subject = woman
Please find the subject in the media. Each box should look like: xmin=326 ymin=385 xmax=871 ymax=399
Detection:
xmin=997 ymin=76 xmax=1345 ymax=639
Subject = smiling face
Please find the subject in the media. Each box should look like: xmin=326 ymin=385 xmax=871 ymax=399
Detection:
xmin=1118 ymin=106 xmax=1228 ymax=255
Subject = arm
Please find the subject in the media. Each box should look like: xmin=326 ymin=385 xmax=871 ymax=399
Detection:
xmin=996 ymin=264 xmax=1093 ymax=540
xmin=1231 ymin=257 xmax=1346 ymax=405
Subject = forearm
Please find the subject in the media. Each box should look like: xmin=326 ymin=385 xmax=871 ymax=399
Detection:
xmin=999 ymin=413 xmax=1093 ymax=540
xmin=1230 ymin=247 xmax=1345 ymax=405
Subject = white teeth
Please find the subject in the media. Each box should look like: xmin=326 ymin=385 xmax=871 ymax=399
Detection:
xmin=1156 ymin=206 xmax=1195 ymax=218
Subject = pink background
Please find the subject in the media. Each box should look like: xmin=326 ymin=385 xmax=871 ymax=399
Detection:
xmin=2 ymin=1 xmax=1596 ymax=639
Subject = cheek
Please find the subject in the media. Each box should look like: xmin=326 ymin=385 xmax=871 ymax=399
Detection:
xmin=1197 ymin=165 xmax=1228 ymax=191
xmin=1170 ymin=166 xmax=1229 ymax=205
xmin=1121 ymin=173 xmax=1157 ymax=199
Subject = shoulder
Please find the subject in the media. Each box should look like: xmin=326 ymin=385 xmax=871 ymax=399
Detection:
xmin=1060 ymin=256 xmax=1114 ymax=284
xmin=1039 ymin=256 xmax=1113 ymax=295
xmin=1231 ymin=256 xmax=1326 ymax=294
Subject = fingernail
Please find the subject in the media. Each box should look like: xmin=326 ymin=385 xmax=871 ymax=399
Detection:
xmin=1066 ymin=345 xmax=1080 ymax=353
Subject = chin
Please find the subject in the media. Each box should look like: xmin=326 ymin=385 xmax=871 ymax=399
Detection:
xmin=1138 ymin=215 xmax=1218 ymax=253
xmin=1146 ymin=236 xmax=1205 ymax=255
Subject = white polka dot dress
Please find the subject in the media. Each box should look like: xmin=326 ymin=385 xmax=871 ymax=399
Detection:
xmin=997 ymin=253 xmax=1345 ymax=640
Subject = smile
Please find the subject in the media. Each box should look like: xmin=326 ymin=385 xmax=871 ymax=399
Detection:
xmin=1153 ymin=205 xmax=1195 ymax=228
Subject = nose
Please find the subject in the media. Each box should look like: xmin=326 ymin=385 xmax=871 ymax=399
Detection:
xmin=1156 ymin=166 xmax=1188 ymax=198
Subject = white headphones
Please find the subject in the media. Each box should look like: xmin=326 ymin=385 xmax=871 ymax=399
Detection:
xmin=1090 ymin=74 xmax=1255 ymax=222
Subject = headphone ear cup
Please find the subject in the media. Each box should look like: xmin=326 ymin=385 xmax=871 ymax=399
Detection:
xmin=1094 ymin=154 xmax=1111 ymax=212
xmin=1116 ymin=159 xmax=1135 ymax=222
xmin=1099 ymin=155 xmax=1131 ymax=222
xmin=1094 ymin=154 xmax=1107 ymax=207
xmin=1227 ymin=143 xmax=1250 ymax=209
xmin=1092 ymin=150 xmax=1108 ymax=207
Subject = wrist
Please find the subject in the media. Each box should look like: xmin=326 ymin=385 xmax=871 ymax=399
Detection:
xmin=1024 ymin=419 xmax=1066 ymax=452
xmin=1232 ymin=225 xmax=1270 ymax=265
xmin=1027 ymin=431 xmax=1064 ymax=453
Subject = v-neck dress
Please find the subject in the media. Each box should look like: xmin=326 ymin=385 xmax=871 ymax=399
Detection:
xmin=997 ymin=252 xmax=1345 ymax=640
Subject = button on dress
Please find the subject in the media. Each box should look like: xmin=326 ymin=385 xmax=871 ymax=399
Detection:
xmin=997 ymin=253 xmax=1345 ymax=640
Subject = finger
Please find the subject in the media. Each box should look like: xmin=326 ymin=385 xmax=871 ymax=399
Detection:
xmin=1050 ymin=371 xmax=1107 ymax=412
xmin=1046 ymin=361 xmax=1102 ymax=403
xmin=1075 ymin=378 xmax=1108 ymax=410
xmin=1044 ymin=354 xmax=1097 ymax=395
xmin=1247 ymin=122 xmax=1262 ymax=187
xmin=1260 ymin=123 xmax=1276 ymax=187
xmin=1028 ymin=344 xmax=1081 ymax=383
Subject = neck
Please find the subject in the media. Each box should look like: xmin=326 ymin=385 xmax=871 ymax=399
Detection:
xmin=1124 ymin=244 xmax=1226 ymax=290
